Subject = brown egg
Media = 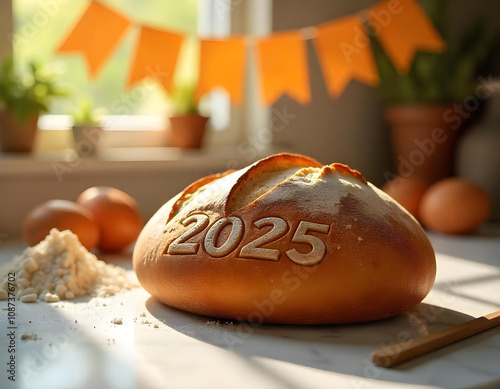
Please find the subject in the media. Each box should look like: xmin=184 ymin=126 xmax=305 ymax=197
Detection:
xmin=77 ymin=187 xmax=142 ymax=252
xmin=419 ymin=177 xmax=491 ymax=234
xmin=23 ymin=200 xmax=99 ymax=250
xmin=382 ymin=176 xmax=428 ymax=220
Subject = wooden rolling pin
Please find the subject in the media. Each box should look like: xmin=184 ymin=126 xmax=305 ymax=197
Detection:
xmin=371 ymin=309 xmax=500 ymax=367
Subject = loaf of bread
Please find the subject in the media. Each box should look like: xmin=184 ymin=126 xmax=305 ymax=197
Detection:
xmin=133 ymin=153 xmax=436 ymax=324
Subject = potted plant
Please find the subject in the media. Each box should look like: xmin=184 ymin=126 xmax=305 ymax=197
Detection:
xmin=371 ymin=0 xmax=491 ymax=184
xmin=69 ymin=98 xmax=106 ymax=157
xmin=167 ymin=81 xmax=208 ymax=149
xmin=0 ymin=56 xmax=68 ymax=152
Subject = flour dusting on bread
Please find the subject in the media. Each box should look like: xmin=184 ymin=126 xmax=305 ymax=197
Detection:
xmin=229 ymin=167 xmax=306 ymax=213
xmin=228 ymin=161 xmax=420 ymax=234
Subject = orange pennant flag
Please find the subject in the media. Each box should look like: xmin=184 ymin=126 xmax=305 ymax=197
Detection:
xmin=256 ymin=31 xmax=310 ymax=106
xmin=369 ymin=0 xmax=445 ymax=74
xmin=58 ymin=1 xmax=131 ymax=78
xmin=196 ymin=38 xmax=246 ymax=105
xmin=313 ymin=15 xmax=379 ymax=97
xmin=127 ymin=26 xmax=184 ymax=93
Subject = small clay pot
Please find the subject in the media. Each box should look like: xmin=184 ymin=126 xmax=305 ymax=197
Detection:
xmin=72 ymin=125 xmax=103 ymax=157
xmin=0 ymin=110 xmax=39 ymax=152
xmin=168 ymin=115 xmax=208 ymax=149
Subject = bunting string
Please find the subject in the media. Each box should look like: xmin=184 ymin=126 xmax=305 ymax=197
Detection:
xmin=57 ymin=0 xmax=445 ymax=106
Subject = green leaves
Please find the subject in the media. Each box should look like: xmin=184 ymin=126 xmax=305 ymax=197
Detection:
xmin=69 ymin=98 xmax=106 ymax=126
xmin=169 ymin=81 xmax=199 ymax=116
xmin=0 ymin=56 xmax=69 ymax=124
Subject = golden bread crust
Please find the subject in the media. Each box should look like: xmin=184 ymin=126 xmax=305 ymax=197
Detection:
xmin=133 ymin=153 xmax=436 ymax=324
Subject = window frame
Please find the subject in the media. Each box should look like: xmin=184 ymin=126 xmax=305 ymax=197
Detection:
xmin=0 ymin=0 xmax=272 ymax=151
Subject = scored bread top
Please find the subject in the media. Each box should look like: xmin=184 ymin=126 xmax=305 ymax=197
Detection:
xmin=226 ymin=153 xmax=323 ymax=213
xmin=164 ymin=152 xmax=415 ymax=232
xmin=168 ymin=170 xmax=235 ymax=222
xmin=166 ymin=153 xmax=373 ymax=217
xmin=164 ymin=153 xmax=323 ymax=222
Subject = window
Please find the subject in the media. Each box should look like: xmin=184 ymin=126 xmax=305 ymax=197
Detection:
xmin=2 ymin=0 xmax=272 ymax=150
xmin=13 ymin=0 xmax=199 ymax=117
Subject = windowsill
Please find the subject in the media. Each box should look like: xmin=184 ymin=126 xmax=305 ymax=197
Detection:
xmin=0 ymin=144 xmax=287 ymax=237
xmin=0 ymin=145 xmax=286 ymax=177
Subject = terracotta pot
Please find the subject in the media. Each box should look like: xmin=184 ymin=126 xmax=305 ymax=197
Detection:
xmin=385 ymin=104 xmax=461 ymax=184
xmin=0 ymin=110 xmax=39 ymax=152
xmin=168 ymin=115 xmax=208 ymax=149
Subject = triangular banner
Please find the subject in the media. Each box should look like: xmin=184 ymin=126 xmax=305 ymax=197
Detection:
xmin=196 ymin=38 xmax=246 ymax=105
xmin=369 ymin=0 xmax=445 ymax=74
xmin=256 ymin=31 xmax=311 ymax=106
xmin=127 ymin=26 xmax=184 ymax=93
xmin=314 ymin=15 xmax=379 ymax=97
xmin=58 ymin=1 xmax=131 ymax=78
xmin=55 ymin=0 xmax=446 ymax=103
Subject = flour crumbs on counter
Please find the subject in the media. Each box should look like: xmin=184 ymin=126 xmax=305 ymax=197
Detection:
xmin=20 ymin=333 xmax=39 ymax=340
xmin=0 ymin=229 xmax=137 ymax=303
xmin=20 ymin=293 xmax=38 ymax=303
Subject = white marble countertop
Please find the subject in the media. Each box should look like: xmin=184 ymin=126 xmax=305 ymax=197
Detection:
xmin=1 ymin=228 xmax=499 ymax=389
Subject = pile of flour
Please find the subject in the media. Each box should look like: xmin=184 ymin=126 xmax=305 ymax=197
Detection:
xmin=0 ymin=229 xmax=135 ymax=303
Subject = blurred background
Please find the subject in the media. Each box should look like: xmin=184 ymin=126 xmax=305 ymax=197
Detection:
xmin=1 ymin=0 xmax=500 ymax=237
